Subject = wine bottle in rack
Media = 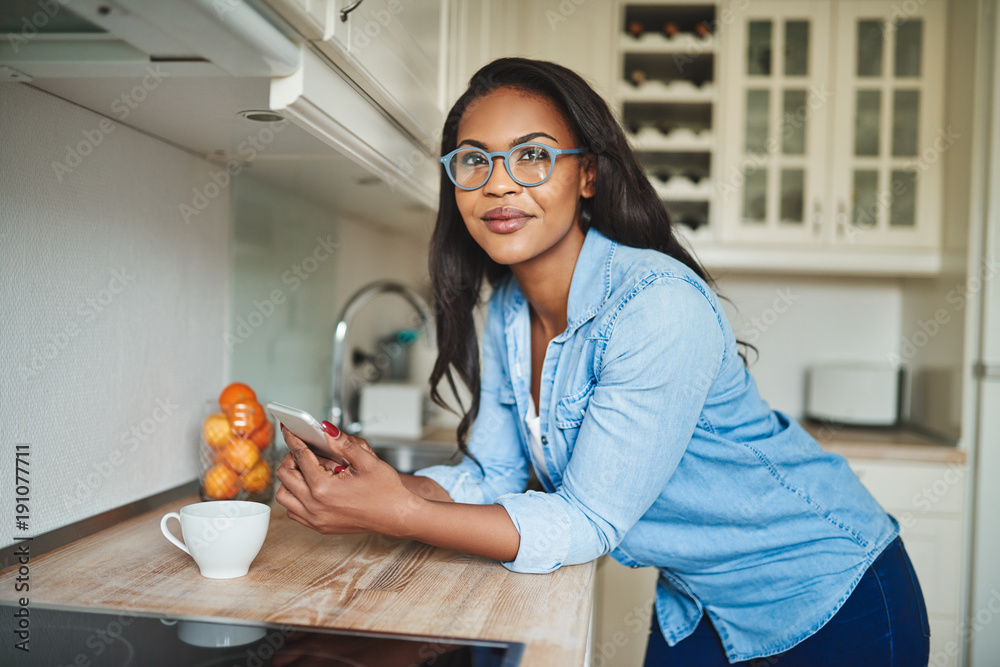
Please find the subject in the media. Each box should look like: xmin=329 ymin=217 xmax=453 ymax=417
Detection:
xmin=663 ymin=22 xmax=679 ymax=38
xmin=695 ymin=21 xmax=712 ymax=39
xmin=678 ymin=213 xmax=708 ymax=231
xmin=683 ymin=169 xmax=706 ymax=184
xmin=627 ymin=21 xmax=643 ymax=38
xmin=629 ymin=70 xmax=647 ymax=87
xmin=657 ymin=120 xmax=674 ymax=136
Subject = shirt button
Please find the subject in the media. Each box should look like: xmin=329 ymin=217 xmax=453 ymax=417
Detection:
xmin=540 ymin=436 xmax=547 ymax=445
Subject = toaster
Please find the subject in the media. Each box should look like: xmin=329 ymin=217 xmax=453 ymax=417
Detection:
xmin=358 ymin=382 xmax=424 ymax=439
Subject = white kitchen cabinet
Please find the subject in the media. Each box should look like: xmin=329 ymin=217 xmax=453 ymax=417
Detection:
xmin=848 ymin=458 xmax=968 ymax=667
xmin=264 ymin=0 xmax=449 ymax=151
xmin=591 ymin=0 xmax=953 ymax=275
xmin=717 ymin=0 xmax=832 ymax=245
xmin=269 ymin=46 xmax=440 ymax=208
xmin=718 ymin=0 xmax=946 ymax=263
xmin=829 ymin=0 xmax=946 ymax=249
xmin=264 ymin=0 xmax=342 ymax=42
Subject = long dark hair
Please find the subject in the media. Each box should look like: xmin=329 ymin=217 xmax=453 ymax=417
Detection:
xmin=428 ymin=57 xmax=744 ymax=462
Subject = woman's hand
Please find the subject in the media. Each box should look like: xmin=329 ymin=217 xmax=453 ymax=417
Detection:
xmin=275 ymin=423 xmax=521 ymax=562
xmin=274 ymin=423 xmax=420 ymax=538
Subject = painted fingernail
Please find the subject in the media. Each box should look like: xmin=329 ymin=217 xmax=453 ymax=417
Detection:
xmin=332 ymin=465 xmax=347 ymax=474
xmin=321 ymin=421 xmax=340 ymax=438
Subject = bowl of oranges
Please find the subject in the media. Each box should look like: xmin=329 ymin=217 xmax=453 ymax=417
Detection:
xmin=199 ymin=382 xmax=277 ymax=503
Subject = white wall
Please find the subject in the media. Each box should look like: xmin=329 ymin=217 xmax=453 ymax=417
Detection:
xmin=0 ymin=84 xmax=229 ymax=549
xmin=716 ymin=274 xmax=903 ymax=420
xmin=228 ymin=174 xmax=343 ymax=421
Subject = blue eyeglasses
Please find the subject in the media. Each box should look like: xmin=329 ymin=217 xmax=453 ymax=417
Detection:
xmin=439 ymin=142 xmax=586 ymax=190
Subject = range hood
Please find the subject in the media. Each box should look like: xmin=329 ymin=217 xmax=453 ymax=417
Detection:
xmin=0 ymin=0 xmax=437 ymax=231
xmin=0 ymin=0 xmax=300 ymax=80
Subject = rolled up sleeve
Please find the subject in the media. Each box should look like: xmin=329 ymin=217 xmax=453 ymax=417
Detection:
xmin=413 ymin=294 xmax=530 ymax=504
xmin=495 ymin=276 xmax=725 ymax=574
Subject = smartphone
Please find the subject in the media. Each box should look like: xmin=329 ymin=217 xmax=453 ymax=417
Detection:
xmin=265 ymin=402 xmax=350 ymax=467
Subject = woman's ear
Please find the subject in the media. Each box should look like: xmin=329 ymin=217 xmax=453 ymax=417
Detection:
xmin=579 ymin=154 xmax=597 ymax=199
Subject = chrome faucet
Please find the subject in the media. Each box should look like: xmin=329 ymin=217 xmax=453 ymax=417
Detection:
xmin=329 ymin=280 xmax=436 ymax=434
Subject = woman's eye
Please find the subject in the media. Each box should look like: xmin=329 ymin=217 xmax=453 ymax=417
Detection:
xmin=517 ymin=146 xmax=550 ymax=163
xmin=460 ymin=152 xmax=487 ymax=167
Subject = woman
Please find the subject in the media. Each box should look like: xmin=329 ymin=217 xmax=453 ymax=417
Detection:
xmin=275 ymin=58 xmax=930 ymax=665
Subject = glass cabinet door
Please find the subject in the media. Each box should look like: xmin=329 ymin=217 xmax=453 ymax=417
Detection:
xmin=720 ymin=0 xmax=831 ymax=244
xmin=831 ymin=0 xmax=945 ymax=248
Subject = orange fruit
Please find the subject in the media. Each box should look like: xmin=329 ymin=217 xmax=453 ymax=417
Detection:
xmin=202 ymin=412 xmax=234 ymax=451
xmin=203 ymin=464 xmax=240 ymax=499
xmin=219 ymin=382 xmax=257 ymax=412
xmin=241 ymin=460 xmax=272 ymax=494
xmin=226 ymin=400 xmax=267 ymax=436
xmin=219 ymin=437 xmax=260 ymax=474
xmin=249 ymin=419 xmax=274 ymax=449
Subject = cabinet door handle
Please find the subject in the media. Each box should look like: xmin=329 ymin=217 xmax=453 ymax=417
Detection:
xmin=836 ymin=200 xmax=848 ymax=237
xmin=340 ymin=0 xmax=364 ymax=21
xmin=812 ymin=200 xmax=823 ymax=235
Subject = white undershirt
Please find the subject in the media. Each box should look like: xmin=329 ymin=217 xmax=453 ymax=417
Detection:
xmin=524 ymin=394 xmax=550 ymax=479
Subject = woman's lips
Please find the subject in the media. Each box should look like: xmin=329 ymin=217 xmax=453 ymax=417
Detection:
xmin=482 ymin=207 xmax=533 ymax=234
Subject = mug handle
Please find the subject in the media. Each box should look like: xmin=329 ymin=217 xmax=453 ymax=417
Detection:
xmin=160 ymin=513 xmax=190 ymax=555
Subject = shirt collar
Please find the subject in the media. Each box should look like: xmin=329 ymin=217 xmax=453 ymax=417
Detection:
xmin=502 ymin=226 xmax=617 ymax=340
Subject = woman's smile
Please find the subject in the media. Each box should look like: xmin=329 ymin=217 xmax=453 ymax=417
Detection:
xmin=481 ymin=206 xmax=534 ymax=234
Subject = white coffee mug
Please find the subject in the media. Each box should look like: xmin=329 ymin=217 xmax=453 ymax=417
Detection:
xmin=160 ymin=501 xmax=270 ymax=579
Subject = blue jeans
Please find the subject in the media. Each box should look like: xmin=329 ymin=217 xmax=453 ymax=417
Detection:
xmin=643 ymin=537 xmax=930 ymax=666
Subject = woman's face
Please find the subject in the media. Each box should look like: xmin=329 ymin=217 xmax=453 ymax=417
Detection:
xmin=453 ymin=87 xmax=595 ymax=268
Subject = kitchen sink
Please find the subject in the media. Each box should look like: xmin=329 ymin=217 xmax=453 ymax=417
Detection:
xmin=367 ymin=439 xmax=461 ymax=474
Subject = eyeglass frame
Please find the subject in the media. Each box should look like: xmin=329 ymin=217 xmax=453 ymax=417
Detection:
xmin=438 ymin=142 xmax=587 ymax=191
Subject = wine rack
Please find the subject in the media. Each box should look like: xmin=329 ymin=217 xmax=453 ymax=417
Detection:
xmin=618 ymin=2 xmax=718 ymax=238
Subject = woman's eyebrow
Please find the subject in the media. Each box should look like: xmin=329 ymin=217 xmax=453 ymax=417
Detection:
xmin=456 ymin=132 xmax=561 ymax=150
xmin=510 ymin=132 xmax=559 ymax=146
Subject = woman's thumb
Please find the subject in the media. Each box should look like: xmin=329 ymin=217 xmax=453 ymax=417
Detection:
xmin=321 ymin=421 xmax=377 ymax=467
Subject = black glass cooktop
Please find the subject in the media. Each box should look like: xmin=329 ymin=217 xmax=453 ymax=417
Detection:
xmin=0 ymin=601 xmax=523 ymax=667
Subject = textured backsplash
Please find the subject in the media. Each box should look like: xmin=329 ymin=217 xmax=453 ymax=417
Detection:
xmin=0 ymin=83 xmax=229 ymax=549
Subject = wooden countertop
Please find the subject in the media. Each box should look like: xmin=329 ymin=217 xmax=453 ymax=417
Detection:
xmin=0 ymin=494 xmax=594 ymax=666
xmin=801 ymin=420 xmax=966 ymax=465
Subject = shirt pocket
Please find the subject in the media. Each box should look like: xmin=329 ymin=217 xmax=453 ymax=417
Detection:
xmin=554 ymin=380 xmax=597 ymax=460
xmin=555 ymin=379 xmax=596 ymax=429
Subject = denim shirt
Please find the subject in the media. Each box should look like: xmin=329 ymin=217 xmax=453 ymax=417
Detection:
xmin=414 ymin=226 xmax=898 ymax=662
